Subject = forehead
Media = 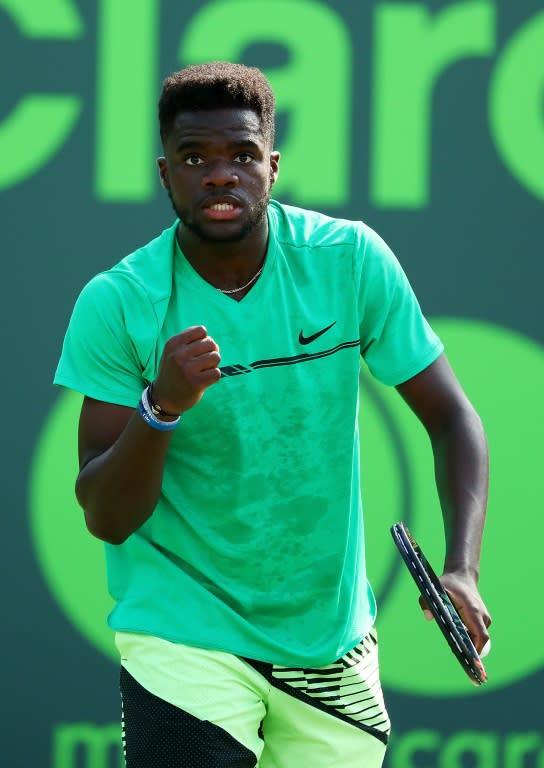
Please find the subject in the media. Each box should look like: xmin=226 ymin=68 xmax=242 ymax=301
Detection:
xmin=168 ymin=108 xmax=265 ymax=146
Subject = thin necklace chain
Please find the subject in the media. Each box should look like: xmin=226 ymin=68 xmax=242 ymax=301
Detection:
xmin=218 ymin=265 xmax=264 ymax=295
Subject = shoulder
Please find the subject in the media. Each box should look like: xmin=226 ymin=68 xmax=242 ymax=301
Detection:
xmin=80 ymin=220 xmax=179 ymax=309
xmin=268 ymin=200 xmax=361 ymax=249
xmin=269 ymin=200 xmax=390 ymax=258
xmin=268 ymin=201 xmax=398 ymax=287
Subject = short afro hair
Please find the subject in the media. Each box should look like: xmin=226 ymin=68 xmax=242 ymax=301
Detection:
xmin=158 ymin=61 xmax=276 ymax=146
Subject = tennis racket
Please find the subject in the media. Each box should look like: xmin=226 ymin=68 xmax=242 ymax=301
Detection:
xmin=390 ymin=521 xmax=487 ymax=686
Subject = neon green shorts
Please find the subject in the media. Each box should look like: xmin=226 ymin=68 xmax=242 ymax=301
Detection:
xmin=117 ymin=629 xmax=390 ymax=767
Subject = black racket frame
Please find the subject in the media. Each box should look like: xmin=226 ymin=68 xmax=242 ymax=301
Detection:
xmin=390 ymin=521 xmax=487 ymax=686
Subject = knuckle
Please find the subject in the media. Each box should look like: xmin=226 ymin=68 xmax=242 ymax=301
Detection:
xmin=163 ymin=336 xmax=177 ymax=354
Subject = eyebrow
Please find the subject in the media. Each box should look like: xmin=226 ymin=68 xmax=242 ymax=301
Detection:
xmin=175 ymin=138 xmax=262 ymax=152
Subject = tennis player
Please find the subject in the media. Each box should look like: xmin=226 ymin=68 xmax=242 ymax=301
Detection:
xmin=55 ymin=61 xmax=491 ymax=767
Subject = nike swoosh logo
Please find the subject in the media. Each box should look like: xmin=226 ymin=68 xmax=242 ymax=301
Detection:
xmin=298 ymin=321 xmax=337 ymax=345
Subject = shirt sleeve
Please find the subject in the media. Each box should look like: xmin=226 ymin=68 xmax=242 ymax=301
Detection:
xmin=54 ymin=270 xmax=159 ymax=406
xmin=355 ymin=223 xmax=443 ymax=386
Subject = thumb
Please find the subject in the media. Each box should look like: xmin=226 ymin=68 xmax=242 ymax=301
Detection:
xmin=419 ymin=595 xmax=434 ymax=621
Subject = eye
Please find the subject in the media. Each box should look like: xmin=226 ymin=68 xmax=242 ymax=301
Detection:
xmin=184 ymin=155 xmax=204 ymax=166
xmin=234 ymin=153 xmax=253 ymax=164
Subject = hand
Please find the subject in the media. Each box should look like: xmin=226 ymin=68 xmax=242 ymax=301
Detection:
xmin=420 ymin=570 xmax=492 ymax=655
xmin=151 ymin=326 xmax=221 ymax=415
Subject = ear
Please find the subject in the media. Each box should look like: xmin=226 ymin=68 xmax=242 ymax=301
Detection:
xmin=157 ymin=157 xmax=169 ymax=190
xmin=269 ymin=151 xmax=280 ymax=186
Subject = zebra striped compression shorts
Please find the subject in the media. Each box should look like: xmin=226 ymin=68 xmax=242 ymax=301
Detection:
xmin=117 ymin=629 xmax=391 ymax=768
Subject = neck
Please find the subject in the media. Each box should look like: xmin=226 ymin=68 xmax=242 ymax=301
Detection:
xmin=176 ymin=218 xmax=269 ymax=293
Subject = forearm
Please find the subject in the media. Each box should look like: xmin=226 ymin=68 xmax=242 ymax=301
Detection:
xmin=431 ymin=403 xmax=489 ymax=579
xmin=396 ymin=355 xmax=491 ymax=645
xmin=76 ymin=411 xmax=174 ymax=544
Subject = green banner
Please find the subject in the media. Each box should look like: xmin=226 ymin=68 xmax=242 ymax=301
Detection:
xmin=2 ymin=1 xmax=542 ymax=764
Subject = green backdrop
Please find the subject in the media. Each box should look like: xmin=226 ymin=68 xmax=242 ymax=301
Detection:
xmin=3 ymin=1 xmax=542 ymax=765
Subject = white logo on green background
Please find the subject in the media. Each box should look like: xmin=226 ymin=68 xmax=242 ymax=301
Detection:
xmin=29 ymin=319 xmax=544 ymax=694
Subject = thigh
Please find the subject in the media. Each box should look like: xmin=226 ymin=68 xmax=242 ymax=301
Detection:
xmin=258 ymin=630 xmax=390 ymax=768
xmin=120 ymin=667 xmax=260 ymax=768
xmin=117 ymin=632 xmax=268 ymax=767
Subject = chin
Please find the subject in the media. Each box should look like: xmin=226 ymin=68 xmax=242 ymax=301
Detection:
xmin=187 ymin=221 xmax=252 ymax=244
xmin=174 ymin=195 xmax=270 ymax=245
xmin=183 ymin=212 xmax=267 ymax=244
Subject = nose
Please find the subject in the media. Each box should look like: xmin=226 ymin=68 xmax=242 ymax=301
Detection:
xmin=203 ymin=160 xmax=239 ymax=189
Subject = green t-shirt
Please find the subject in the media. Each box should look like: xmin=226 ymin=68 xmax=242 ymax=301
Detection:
xmin=55 ymin=200 xmax=443 ymax=666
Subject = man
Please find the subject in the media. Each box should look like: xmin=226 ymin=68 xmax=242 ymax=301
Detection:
xmin=55 ymin=61 xmax=491 ymax=767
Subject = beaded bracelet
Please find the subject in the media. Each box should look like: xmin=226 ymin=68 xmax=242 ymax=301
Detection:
xmin=148 ymin=382 xmax=179 ymax=418
xmin=137 ymin=386 xmax=180 ymax=431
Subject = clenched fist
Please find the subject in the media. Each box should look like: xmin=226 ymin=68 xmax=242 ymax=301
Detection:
xmin=150 ymin=326 xmax=221 ymax=416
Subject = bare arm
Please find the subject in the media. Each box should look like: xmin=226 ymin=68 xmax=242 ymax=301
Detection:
xmin=396 ymin=353 xmax=492 ymax=652
xmin=76 ymin=325 xmax=221 ymax=544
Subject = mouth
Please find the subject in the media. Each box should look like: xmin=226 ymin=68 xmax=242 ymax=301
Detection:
xmin=202 ymin=197 xmax=243 ymax=221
